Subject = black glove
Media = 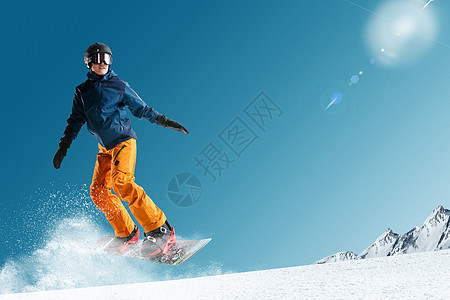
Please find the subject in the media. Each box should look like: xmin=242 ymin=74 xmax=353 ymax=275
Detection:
xmin=156 ymin=114 xmax=189 ymax=134
xmin=53 ymin=136 xmax=72 ymax=169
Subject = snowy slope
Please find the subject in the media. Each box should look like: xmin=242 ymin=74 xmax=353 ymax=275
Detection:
xmin=317 ymin=205 xmax=450 ymax=263
xmin=2 ymin=249 xmax=450 ymax=299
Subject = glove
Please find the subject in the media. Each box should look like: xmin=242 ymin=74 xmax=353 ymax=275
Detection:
xmin=53 ymin=136 xmax=72 ymax=169
xmin=156 ymin=114 xmax=189 ymax=134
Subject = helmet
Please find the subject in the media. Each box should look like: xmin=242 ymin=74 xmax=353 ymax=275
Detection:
xmin=84 ymin=43 xmax=113 ymax=69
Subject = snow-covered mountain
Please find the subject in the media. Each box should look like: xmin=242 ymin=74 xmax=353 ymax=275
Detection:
xmin=314 ymin=251 xmax=357 ymax=264
xmin=3 ymin=249 xmax=450 ymax=299
xmin=316 ymin=205 xmax=450 ymax=264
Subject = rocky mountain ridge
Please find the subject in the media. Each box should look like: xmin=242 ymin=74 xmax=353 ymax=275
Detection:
xmin=315 ymin=206 xmax=450 ymax=264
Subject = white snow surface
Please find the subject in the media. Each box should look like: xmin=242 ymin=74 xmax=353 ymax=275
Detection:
xmin=2 ymin=249 xmax=450 ymax=299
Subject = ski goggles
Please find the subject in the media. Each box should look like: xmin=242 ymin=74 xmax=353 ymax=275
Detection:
xmin=85 ymin=52 xmax=112 ymax=65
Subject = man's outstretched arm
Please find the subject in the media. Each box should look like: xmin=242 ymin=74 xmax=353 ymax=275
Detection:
xmin=53 ymin=90 xmax=86 ymax=169
xmin=123 ymin=82 xmax=189 ymax=134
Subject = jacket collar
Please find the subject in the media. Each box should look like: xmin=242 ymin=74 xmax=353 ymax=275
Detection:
xmin=87 ymin=70 xmax=117 ymax=81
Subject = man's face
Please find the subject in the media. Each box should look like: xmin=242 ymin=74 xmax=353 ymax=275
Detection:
xmin=91 ymin=62 xmax=109 ymax=76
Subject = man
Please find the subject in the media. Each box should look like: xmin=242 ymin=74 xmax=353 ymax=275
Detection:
xmin=53 ymin=43 xmax=188 ymax=257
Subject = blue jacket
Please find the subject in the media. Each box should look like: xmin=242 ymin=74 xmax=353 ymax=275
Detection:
xmin=63 ymin=70 xmax=162 ymax=150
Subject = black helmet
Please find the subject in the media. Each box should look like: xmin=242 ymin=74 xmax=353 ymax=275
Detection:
xmin=84 ymin=43 xmax=112 ymax=69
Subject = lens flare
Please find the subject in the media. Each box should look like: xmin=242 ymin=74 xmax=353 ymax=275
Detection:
xmin=325 ymin=92 xmax=343 ymax=110
xmin=423 ymin=0 xmax=434 ymax=9
xmin=364 ymin=0 xmax=438 ymax=66
xmin=350 ymin=75 xmax=360 ymax=84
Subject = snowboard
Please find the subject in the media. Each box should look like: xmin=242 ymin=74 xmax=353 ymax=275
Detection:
xmin=95 ymin=236 xmax=211 ymax=266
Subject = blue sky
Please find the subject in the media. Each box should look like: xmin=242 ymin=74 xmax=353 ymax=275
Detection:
xmin=1 ymin=0 xmax=450 ymax=282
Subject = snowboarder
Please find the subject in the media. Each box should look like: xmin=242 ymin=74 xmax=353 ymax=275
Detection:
xmin=53 ymin=43 xmax=188 ymax=258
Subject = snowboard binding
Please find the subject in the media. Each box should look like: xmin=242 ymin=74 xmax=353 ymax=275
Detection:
xmin=141 ymin=221 xmax=176 ymax=258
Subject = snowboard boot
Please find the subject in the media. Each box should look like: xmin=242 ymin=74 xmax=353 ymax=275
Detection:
xmin=141 ymin=221 xmax=176 ymax=258
xmin=104 ymin=225 xmax=140 ymax=255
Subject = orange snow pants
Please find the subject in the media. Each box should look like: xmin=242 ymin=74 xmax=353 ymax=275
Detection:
xmin=89 ymin=138 xmax=166 ymax=238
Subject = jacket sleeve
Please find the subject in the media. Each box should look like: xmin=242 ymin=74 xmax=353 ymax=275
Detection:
xmin=123 ymin=82 xmax=162 ymax=124
xmin=62 ymin=89 xmax=86 ymax=141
